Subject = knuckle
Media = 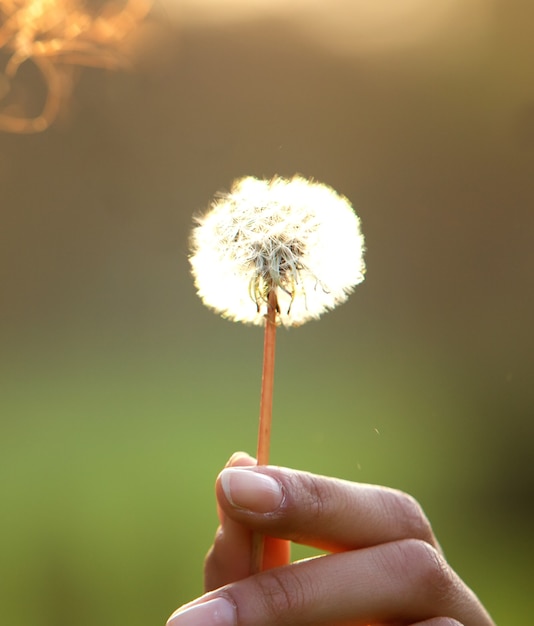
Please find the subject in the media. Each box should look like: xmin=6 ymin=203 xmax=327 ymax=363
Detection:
xmin=382 ymin=488 xmax=435 ymax=543
xmin=285 ymin=471 xmax=328 ymax=523
xmin=300 ymin=473 xmax=328 ymax=519
xmin=252 ymin=567 xmax=309 ymax=620
xmin=397 ymin=539 xmax=462 ymax=605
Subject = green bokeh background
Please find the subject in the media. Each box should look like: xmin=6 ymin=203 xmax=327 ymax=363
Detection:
xmin=1 ymin=3 xmax=533 ymax=624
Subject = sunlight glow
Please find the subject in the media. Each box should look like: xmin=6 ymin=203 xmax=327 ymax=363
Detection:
xmin=163 ymin=0 xmax=493 ymax=54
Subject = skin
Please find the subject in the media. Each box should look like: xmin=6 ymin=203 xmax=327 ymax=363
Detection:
xmin=166 ymin=452 xmax=496 ymax=626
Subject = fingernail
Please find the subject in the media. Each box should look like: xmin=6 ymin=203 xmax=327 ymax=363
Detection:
xmin=220 ymin=468 xmax=284 ymax=513
xmin=166 ymin=597 xmax=236 ymax=626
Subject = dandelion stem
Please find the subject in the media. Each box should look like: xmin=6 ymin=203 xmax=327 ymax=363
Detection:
xmin=251 ymin=288 xmax=278 ymax=573
xmin=257 ymin=289 xmax=278 ymax=465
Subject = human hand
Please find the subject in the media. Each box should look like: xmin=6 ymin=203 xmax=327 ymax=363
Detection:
xmin=166 ymin=452 xmax=496 ymax=626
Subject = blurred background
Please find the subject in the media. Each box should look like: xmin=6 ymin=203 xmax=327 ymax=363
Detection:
xmin=1 ymin=0 xmax=533 ymax=624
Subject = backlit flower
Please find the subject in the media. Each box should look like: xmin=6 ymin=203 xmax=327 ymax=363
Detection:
xmin=189 ymin=175 xmax=365 ymax=326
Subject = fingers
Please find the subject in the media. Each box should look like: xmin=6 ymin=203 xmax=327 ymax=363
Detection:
xmin=186 ymin=458 xmax=494 ymax=626
xmin=215 ymin=463 xmax=440 ymax=553
xmin=207 ymin=458 xmax=440 ymax=591
xmin=205 ymin=452 xmax=256 ymax=591
xmin=169 ymin=540 xmax=494 ymax=626
xmin=204 ymin=453 xmax=290 ymax=592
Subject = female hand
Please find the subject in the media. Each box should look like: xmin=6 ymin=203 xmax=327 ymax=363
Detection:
xmin=166 ymin=452 xmax=496 ymax=626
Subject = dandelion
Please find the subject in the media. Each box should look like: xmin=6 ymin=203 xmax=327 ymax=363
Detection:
xmin=189 ymin=175 xmax=366 ymax=572
xmin=190 ymin=175 xmax=365 ymax=327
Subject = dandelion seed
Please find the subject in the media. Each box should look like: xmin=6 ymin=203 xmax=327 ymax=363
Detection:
xmin=189 ymin=174 xmax=366 ymax=573
xmin=189 ymin=175 xmax=366 ymax=327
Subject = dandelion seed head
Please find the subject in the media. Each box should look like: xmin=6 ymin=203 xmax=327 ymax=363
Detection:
xmin=189 ymin=175 xmax=366 ymax=326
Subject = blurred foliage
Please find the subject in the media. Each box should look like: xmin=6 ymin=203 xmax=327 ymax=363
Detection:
xmin=1 ymin=1 xmax=533 ymax=624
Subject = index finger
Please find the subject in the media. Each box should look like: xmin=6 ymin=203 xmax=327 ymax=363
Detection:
xmin=216 ymin=464 xmax=440 ymax=553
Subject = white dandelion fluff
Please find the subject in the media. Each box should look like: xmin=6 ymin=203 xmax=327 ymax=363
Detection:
xmin=189 ymin=175 xmax=366 ymax=326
